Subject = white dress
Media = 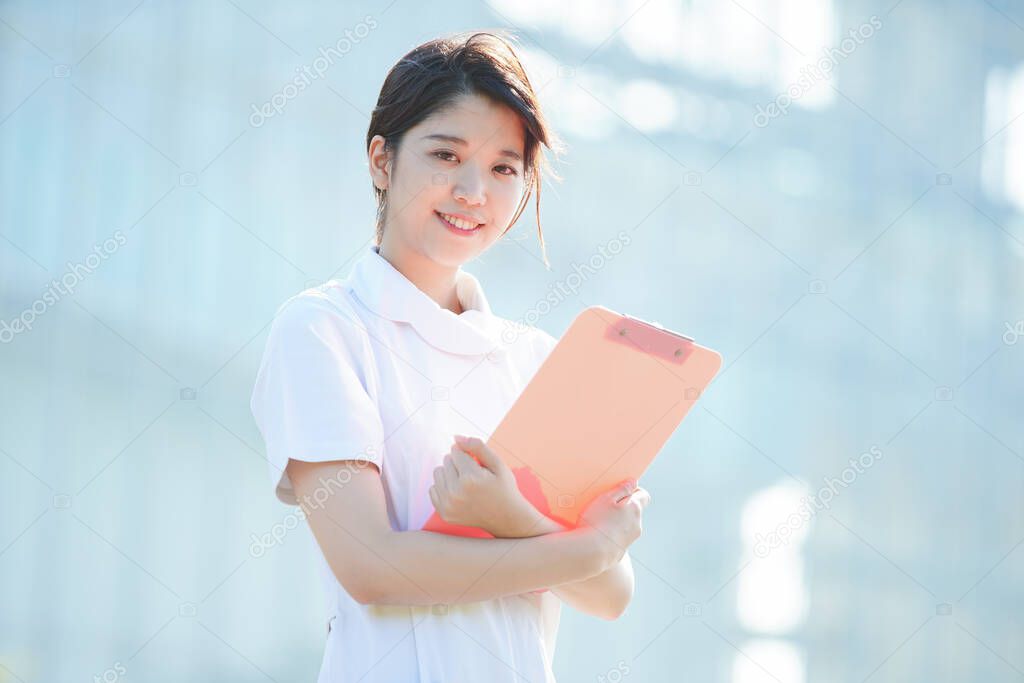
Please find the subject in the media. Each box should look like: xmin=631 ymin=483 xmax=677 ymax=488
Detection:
xmin=251 ymin=244 xmax=562 ymax=682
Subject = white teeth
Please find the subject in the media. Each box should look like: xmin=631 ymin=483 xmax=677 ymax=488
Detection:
xmin=439 ymin=212 xmax=479 ymax=231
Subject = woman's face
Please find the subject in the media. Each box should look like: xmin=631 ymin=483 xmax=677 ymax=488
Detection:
xmin=370 ymin=92 xmax=527 ymax=269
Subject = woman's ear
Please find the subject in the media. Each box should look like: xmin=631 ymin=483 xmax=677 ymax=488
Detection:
xmin=368 ymin=134 xmax=392 ymax=191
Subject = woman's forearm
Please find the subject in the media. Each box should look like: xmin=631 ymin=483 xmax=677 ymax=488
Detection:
xmin=356 ymin=525 xmax=611 ymax=606
xmin=311 ymin=493 xmax=610 ymax=606
xmin=293 ymin=459 xmax=627 ymax=609
xmin=491 ymin=506 xmax=635 ymax=619
xmin=549 ymin=553 xmax=634 ymax=620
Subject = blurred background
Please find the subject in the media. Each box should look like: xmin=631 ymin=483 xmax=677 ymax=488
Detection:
xmin=1 ymin=0 xmax=1022 ymax=681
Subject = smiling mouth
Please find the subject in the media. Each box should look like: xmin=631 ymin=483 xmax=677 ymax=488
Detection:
xmin=436 ymin=211 xmax=483 ymax=232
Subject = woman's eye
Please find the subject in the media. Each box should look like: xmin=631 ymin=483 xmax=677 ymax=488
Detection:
xmin=432 ymin=151 xmax=518 ymax=177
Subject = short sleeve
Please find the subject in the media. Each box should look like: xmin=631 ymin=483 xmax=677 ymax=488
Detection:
xmin=250 ymin=293 xmax=385 ymax=505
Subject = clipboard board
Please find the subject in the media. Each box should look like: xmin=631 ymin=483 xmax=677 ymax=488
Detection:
xmin=422 ymin=305 xmax=722 ymax=538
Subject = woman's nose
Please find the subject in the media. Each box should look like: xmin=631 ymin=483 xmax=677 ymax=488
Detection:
xmin=452 ymin=165 xmax=486 ymax=206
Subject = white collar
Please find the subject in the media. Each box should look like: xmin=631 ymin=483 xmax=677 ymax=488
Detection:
xmin=345 ymin=245 xmax=510 ymax=356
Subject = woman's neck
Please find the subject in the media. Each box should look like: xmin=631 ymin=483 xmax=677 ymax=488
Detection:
xmin=377 ymin=240 xmax=463 ymax=314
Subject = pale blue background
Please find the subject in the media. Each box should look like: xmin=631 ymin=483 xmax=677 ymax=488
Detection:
xmin=1 ymin=0 xmax=1022 ymax=681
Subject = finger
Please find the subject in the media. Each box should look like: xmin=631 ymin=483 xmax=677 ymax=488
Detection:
xmin=454 ymin=435 xmax=504 ymax=472
xmin=628 ymin=488 xmax=651 ymax=509
xmin=433 ymin=466 xmax=449 ymax=495
xmin=451 ymin=449 xmax=482 ymax=477
xmin=452 ymin=438 xmax=475 ymax=464
xmin=428 ymin=485 xmax=440 ymax=510
xmin=443 ymin=455 xmax=460 ymax=484
xmin=611 ymin=479 xmax=637 ymax=503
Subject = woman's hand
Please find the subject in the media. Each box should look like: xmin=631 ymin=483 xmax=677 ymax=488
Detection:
xmin=577 ymin=479 xmax=651 ymax=570
xmin=428 ymin=435 xmax=538 ymax=537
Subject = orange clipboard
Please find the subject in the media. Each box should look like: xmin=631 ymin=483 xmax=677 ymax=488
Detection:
xmin=422 ymin=305 xmax=722 ymax=538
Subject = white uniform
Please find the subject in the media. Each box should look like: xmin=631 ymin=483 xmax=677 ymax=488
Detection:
xmin=251 ymin=244 xmax=562 ymax=682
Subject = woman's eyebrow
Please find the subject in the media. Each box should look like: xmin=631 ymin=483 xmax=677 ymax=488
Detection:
xmin=421 ymin=133 xmax=522 ymax=162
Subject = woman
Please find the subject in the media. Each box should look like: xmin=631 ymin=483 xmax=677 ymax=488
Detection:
xmin=250 ymin=31 xmax=651 ymax=682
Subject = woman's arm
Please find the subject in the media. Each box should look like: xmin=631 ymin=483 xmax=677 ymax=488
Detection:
xmin=428 ymin=435 xmax=646 ymax=619
xmin=495 ymin=505 xmax=636 ymax=621
xmin=289 ymin=458 xmax=634 ymax=607
xmin=554 ymin=553 xmax=634 ymax=620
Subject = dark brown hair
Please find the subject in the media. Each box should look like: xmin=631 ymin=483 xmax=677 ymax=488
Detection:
xmin=366 ymin=30 xmax=561 ymax=267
